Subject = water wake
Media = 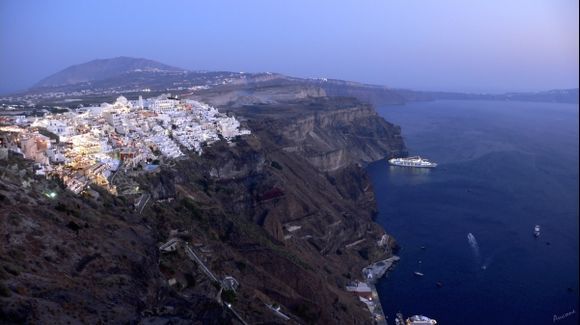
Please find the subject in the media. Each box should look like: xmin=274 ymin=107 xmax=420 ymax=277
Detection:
xmin=467 ymin=233 xmax=481 ymax=265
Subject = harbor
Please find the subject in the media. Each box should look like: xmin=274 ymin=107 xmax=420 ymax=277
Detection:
xmin=347 ymin=255 xmax=400 ymax=324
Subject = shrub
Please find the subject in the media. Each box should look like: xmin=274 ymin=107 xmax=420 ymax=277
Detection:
xmin=221 ymin=289 xmax=237 ymax=304
xmin=0 ymin=282 xmax=11 ymax=297
xmin=270 ymin=161 xmax=283 ymax=170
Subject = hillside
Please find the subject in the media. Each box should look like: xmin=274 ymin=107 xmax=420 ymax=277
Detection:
xmin=6 ymin=57 xmax=575 ymax=106
xmin=0 ymin=93 xmax=405 ymax=324
xmin=34 ymin=57 xmax=186 ymax=89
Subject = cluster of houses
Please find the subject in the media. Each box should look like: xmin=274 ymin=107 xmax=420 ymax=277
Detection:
xmin=0 ymin=94 xmax=250 ymax=195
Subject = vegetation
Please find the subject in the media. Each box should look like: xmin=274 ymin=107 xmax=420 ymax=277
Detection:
xmin=293 ymin=303 xmax=320 ymax=324
xmin=36 ymin=127 xmax=59 ymax=143
xmin=0 ymin=281 xmax=11 ymax=297
xmin=270 ymin=160 xmax=283 ymax=170
xmin=221 ymin=289 xmax=237 ymax=304
xmin=181 ymin=198 xmax=202 ymax=220
xmin=358 ymin=248 xmax=369 ymax=260
xmin=234 ymin=261 xmax=247 ymax=272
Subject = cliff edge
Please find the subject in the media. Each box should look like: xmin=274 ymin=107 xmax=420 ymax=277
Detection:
xmin=0 ymin=93 xmax=405 ymax=324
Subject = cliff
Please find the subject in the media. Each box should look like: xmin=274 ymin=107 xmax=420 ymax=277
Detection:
xmin=275 ymin=102 xmax=404 ymax=171
xmin=0 ymin=95 xmax=405 ymax=324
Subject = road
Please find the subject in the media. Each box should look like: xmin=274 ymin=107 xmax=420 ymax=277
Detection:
xmin=226 ymin=303 xmax=249 ymax=325
xmin=265 ymin=304 xmax=291 ymax=321
xmin=183 ymin=244 xmax=249 ymax=324
xmin=135 ymin=193 xmax=150 ymax=215
xmin=184 ymin=244 xmax=219 ymax=283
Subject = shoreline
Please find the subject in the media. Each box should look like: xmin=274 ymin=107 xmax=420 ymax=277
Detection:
xmin=347 ymin=255 xmax=400 ymax=324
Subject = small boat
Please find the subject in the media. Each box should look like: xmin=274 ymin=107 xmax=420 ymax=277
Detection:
xmin=413 ymin=271 xmax=424 ymax=277
xmin=533 ymin=225 xmax=541 ymax=237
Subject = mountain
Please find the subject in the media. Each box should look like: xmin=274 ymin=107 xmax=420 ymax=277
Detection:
xmin=34 ymin=57 xmax=186 ymax=89
xmin=6 ymin=57 xmax=577 ymax=106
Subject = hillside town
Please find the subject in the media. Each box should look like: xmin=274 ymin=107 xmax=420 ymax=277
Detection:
xmin=0 ymin=94 xmax=250 ymax=195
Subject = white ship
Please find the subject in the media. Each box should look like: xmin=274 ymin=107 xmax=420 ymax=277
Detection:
xmin=533 ymin=225 xmax=541 ymax=237
xmin=406 ymin=315 xmax=438 ymax=325
xmin=389 ymin=156 xmax=437 ymax=168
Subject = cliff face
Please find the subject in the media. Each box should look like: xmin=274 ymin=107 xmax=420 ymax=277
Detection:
xmin=191 ymin=76 xmax=408 ymax=107
xmin=124 ymin=95 xmax=405 ymax=323
xmin=275 ymin=104 xmax=405 ymax=171
xmin=0 ymin=95 xmax=405 ymax=324
xmin=193 ymin=81 xmax=328 ymax=108
xmin=154 ymin=96 xmax=405 ymax=323
xmin=311 ymin=79 xmax=407 ymax=106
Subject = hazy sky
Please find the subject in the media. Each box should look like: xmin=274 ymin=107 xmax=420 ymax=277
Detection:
xmin=1 ymin=0 xmax=578 ymax=94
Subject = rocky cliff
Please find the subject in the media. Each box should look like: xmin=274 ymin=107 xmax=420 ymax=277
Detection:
xmin=0 ymin=95 xmax=405 ymax=324
xmin=273 ymin=102 xmax=405 ymax=171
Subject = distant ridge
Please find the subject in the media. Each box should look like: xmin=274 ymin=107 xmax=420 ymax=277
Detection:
xmin=395 ymin=88 xmax=579 ymax=104
xmin=21 ymin=56 xmax=579 ymax=105
xmin=34 ymin=56 xmax=187 ymax=88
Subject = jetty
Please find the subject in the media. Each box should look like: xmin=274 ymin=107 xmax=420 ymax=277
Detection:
xmin=347 ymin=255 xmax=399 ymax=324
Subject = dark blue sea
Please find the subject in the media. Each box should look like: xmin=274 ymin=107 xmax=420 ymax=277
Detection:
xmin=369 ymin=100 xmax=579 ymax=324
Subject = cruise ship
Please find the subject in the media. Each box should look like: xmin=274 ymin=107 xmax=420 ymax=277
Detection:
xmin=389 ymin=156 xmax=437 ymax=168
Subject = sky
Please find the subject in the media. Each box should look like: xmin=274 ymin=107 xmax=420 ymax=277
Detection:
xmin=0 ymin=0 xmax=578 ymax=94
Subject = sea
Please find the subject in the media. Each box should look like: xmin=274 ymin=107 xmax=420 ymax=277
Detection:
xmin=369 ymin=100 xmax=579 ymax=324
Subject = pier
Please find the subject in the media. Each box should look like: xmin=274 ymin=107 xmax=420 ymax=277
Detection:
xmin=347 ymin=256 xmax=399 ymax=324
xmin=369 ymin=280 xmax=388 ymax=325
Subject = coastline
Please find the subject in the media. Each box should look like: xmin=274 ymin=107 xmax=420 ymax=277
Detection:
xmin=347 ymin=255 xmax=400 ymax=324
xmin=369 ymin=101 xmax=579 ymax=324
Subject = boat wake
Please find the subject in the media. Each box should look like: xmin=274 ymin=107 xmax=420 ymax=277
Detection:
xmin=467 ymin=233 xmax=496 ymax=271
xmin=467 ymin=233 xmax=482 ymax=266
